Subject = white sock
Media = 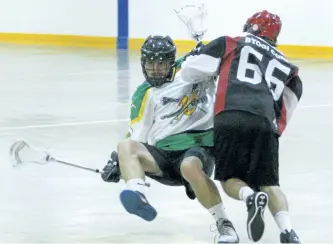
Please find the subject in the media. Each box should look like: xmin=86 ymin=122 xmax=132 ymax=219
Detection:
xmin=208 ymin=203 xmax=229 ymax=222
xmin=274 ymin=211 xmax=292 ymax=233
xmin=239 ymin=186 xmax=254 ymax=203
xmin=126 ymin=178 xmax=146 ymax=195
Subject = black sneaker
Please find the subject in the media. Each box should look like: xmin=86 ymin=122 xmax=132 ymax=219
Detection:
xmin=280 ymin=229 xmax=301 ymax=243
xmin=246 ymin=192 xmax=268 ymax=242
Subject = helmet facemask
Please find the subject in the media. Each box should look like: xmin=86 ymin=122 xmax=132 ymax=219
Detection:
xmin=140 ymin=35 xmax=176 ymax=87
xmin=142 ymin=57 xmax=175 ymax=87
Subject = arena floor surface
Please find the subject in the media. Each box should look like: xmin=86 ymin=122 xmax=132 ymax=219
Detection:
xmin=0 ymin=44 xmax=331 ymax=243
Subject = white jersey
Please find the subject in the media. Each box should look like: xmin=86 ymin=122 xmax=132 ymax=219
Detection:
xmin=127 ymin=62 xmax=216 ymax=151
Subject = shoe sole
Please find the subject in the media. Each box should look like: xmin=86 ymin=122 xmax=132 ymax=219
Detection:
xmin=217 ymin=236 xmax=239 ymax=243
xmin=120 ymin=190 xmax=157 ymax=221
xmin=247 ymin=192 xmax=268 ymax=242
xmin=218 ymin=239 xmax=239 ymax=244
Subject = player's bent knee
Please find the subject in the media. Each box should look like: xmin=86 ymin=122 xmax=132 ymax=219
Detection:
xmin=180 ymin=157 xmax=204 ymax=183
xmin=117 ymin=139 xmax=141 ymax=157
xmin=221 ymin=179 xmax=236 ymax=194
xmin=221 ymin=180 xmax=228 ymax=190
xmin=260 ymin=185 xmax=282 ymax=196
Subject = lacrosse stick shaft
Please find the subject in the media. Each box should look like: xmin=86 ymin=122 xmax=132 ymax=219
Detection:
xmin=9 ymin=140 xmax=151 ymax=187
xmin=49 ymin=157 xmax=101 ymax=174
xmin=49 ymin=157 xmax=151 ymax=187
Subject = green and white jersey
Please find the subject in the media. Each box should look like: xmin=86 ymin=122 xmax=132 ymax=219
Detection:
xmin=127 ymin=58 xmax=216 ymax=151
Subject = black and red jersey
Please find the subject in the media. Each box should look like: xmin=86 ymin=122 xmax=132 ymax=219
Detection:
xmin=180 ymin=33 xmax=303 ymax=136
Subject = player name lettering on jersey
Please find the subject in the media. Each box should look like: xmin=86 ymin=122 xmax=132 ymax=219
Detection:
xmin=271 ymin=49 xmax=289 ymax=63
xmin=245 ymin=36 xmax=288 ymax=63
xmin=245 ymin=36 xmax=270 ymax=51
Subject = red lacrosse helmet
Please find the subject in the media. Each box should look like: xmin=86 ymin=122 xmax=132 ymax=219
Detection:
xmin=243 ymin=10 xmax=282 ymax=46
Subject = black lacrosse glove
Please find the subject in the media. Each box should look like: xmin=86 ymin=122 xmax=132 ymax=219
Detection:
xmin=101 ymin=151 xmax=121 ymax=183
xmin=195 ymin=41 xmax=204 ymax=49
xmin=184 ymin=42 xmax=205 ymax=60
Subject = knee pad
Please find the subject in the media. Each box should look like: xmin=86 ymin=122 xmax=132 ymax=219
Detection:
xmin=181 ymin=147 xmax=215 ymax=177
xmin=183 ymin=147 xmax=208 ymax=163
xmin=182 ymin=147 xmax=214 ymax=177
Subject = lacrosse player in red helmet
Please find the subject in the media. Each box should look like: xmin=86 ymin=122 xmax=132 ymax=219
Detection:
xmin=180 ymin=10 xmax=302 ymax=243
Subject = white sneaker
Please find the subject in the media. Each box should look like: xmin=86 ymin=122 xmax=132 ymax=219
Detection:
xmin=213 ymin=218 xmax=239 ymax=243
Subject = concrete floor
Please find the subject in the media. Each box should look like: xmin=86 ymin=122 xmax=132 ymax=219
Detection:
xmin=0 ymin=44 xmax=332 ymax=243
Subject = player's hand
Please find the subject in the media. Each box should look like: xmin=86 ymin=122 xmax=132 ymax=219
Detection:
xmin=184 ymin=42 xmax=205 ymax=60
xmin=195 ymin=41 xmax=204 ymax=49
xmin=101 ymin=151 xmax=121 ymax=183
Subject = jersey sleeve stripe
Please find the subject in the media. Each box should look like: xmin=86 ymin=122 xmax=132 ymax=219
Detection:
xmin=130 ymin=88 xmax=152 ymax=125
xmin=214 ymin=37 xmax=238 ymax=115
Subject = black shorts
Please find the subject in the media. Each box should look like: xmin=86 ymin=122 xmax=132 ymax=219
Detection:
xmin=214 ymin=111 xmax=279 ymax=189
xmin=142 ymin=143 xmax=214 ymax=186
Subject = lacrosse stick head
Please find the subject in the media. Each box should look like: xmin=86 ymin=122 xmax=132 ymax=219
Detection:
xmin=9 ymin=140 xmax=50 ymax=167
xmin=174 ymin=3 xmax=208 ymax=42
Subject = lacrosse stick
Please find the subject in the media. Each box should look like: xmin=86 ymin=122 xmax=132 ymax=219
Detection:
xmin=174 ymin=3 xmax=208 ymax=43
xmin=9 ymin=140 xmax=151 ymax=186
xmin=9 ymin=140 xmax=104 ymax=172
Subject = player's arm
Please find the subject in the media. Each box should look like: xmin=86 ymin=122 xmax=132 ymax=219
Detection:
xmin=173 ymin=42 xmax=204 ymax=72
xmin=127 ymin=83 xmax=155 ymax=143
xmin=286 ymin=74 xmax=303 ymax=101
xmin=180 ymin=36 xmax=227 ymax=83
xmin=282 ymin=73 xmax=303 ymax=122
